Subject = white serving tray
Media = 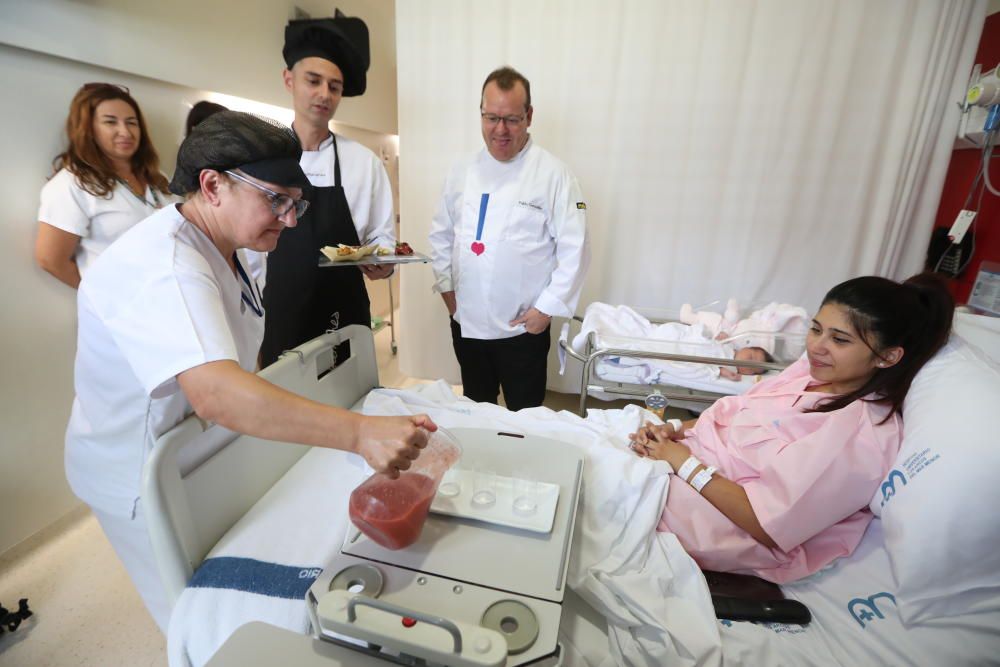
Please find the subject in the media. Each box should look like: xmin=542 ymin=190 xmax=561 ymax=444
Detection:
xmin=429 ymin=468 xmax=559 ymax=534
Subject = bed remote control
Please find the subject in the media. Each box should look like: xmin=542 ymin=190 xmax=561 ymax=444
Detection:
xmin=711 ymin=596 xmax=812 ymax=625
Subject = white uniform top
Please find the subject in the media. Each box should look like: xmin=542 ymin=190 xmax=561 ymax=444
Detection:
xmin=65 ymin=204 xmax=265 ymax=518
xmin=37 ymin=168 xmax=173 ymax=276
xmin=429 ymin=138 xmax=590 ymax=340
xmin=300 ymin=133 xmax=395 ymax=247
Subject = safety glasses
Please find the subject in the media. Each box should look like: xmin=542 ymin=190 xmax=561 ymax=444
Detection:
xmin=225 ymin=170 xmax=309 ymax=219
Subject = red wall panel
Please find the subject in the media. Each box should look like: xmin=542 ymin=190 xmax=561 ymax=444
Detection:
xmin=931 ymin=12 xmax=1000 ymax=302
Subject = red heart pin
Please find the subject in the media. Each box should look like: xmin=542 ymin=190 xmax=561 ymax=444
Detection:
xmin=471 ymin=241 xmax=485 ymax=256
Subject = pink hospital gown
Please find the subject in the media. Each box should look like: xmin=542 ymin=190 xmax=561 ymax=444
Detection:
xmin=658 ymin=356 xmax=901 ymax=583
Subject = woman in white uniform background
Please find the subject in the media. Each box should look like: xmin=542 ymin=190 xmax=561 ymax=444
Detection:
xmin=35 ymin=83 xmax=173 ymax=287
xmin=66 ymin=111 xmax=435 ymax=631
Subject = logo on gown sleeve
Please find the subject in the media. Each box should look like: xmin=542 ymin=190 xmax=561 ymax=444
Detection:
xmin=576 ymin=202 xmax=587 ymax=210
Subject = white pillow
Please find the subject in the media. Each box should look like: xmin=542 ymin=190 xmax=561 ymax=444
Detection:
xmin=953 ymin=310 xmax=1000 ymax=362
xmin=870 ymin=335 xmax=1000 ymax=624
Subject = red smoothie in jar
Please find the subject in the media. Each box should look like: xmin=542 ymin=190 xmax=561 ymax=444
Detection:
xmin=349 ymin=473 xmax=438 ymax=550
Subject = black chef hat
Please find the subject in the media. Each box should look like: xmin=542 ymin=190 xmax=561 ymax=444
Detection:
xmin=282 ymin=11 xmax=370 ymax=97
xmin=169 ymin=111 xmax=309 ymax=195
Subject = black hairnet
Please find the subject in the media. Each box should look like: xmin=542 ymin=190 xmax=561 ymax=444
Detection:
xmin=169 ymin=111 xmax=308 ymax=195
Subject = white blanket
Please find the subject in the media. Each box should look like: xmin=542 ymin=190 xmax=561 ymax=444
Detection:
xmin=167 ymin=383 xmax=719 ymax=667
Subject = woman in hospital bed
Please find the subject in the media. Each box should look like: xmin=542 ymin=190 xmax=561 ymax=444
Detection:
xmin=629 ymin=273 xmax=953 ymax=583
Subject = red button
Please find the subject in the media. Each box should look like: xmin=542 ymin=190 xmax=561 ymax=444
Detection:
xmin=401 ymin=617 xmax=417 ymax=628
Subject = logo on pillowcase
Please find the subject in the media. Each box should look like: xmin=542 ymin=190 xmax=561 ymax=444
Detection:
xmin=879 ymin=469 xmax=907 ymax=507
xmin=879 ymin=448 xmax=941 ymax=508
xmin=848 ymin=592 xmax=897 ymax=629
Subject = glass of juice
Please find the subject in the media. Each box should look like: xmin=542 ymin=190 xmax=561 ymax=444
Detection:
xmin=348 ymin=427 xmax=462 ymax=550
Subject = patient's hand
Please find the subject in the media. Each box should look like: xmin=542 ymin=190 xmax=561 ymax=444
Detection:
xmin=628 ymin=420 xmax=682 ymax=445
xmin=630 ymin=422 xmax=691 ymax=469
xmin=355 ymin=414 xmax=437 ymax=478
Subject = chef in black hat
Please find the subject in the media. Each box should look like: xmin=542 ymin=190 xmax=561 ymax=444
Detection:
xmin=260 ymin=11 xmax=396 ymax=367
xmin=65 ymin=111 xmax=433 ymax=631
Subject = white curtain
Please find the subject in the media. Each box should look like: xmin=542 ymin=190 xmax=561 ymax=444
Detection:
xmin=396 ymin=0 xmax=986 ymax=388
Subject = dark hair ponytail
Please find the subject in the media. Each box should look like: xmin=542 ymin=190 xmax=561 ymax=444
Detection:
xmin=810 ymin=272 xmax=954 ymax=419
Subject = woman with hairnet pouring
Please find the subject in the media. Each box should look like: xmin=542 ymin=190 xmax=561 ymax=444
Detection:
xmin=64 ymin=111 xmax=436 ymax=632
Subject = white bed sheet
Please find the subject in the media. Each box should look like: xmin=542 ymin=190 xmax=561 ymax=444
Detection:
xmin=166 ymin=383 xmax=1000 ymax=667
xmin=718 ymin=519 xmax=1000 ymax=666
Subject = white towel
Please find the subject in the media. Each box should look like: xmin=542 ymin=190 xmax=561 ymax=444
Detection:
xmin=572 ymin=303 xmax=657 ymax=353
xmin=731 ymin=303 xmax=809 ymax=353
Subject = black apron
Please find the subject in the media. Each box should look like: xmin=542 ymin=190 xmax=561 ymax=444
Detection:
xmin=260 ymin=134 xmax=371 ymax=366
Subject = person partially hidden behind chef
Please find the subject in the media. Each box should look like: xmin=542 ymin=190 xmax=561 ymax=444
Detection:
xmin=65 ymin=111 xmax=435 ymax=632
xmin=428 ymin=66 xmax=590 ymax=411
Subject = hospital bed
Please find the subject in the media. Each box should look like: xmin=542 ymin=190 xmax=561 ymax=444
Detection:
xmin=559 ymin=309 xmax=805 ymax=415
xmin=146 ymin=322 xmax=1000 ymax=667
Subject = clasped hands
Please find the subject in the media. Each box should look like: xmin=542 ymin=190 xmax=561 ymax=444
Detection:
xmin=628 ymin=420 xmax=691 ymax=469
xmin=510 ymin=307 xmax=550 ymax=334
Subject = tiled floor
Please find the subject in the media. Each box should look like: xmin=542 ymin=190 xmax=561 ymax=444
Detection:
xmin=0 ymin=319 xmax=647 ymax=666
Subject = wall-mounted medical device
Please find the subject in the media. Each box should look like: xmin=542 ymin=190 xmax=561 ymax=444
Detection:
xmin=957 ymin=65 xmax=1000 ymax=148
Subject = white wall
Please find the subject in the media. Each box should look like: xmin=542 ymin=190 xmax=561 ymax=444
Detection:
xmin=0 ymin=45 xmax=206 ymax=554
xmin=0 ymin=0 xmax=397 ymax=135
xmin=0 ymin=1 xmax=400 ymax=554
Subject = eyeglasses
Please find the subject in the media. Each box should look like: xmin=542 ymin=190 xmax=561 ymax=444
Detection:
xmin=480 ymin=112 xmax=527 ymax=127
xmin=225 ymin=170 xmax=309 ymax=219
xmin=82 ymin=82 xmax=130 ymax=95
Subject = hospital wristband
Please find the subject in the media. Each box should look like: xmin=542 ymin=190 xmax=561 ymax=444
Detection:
xmin=677 ymin=456 xmax=701 ymax=482
xmin=666 ymin=418 xmax=684 ymax=434
xmin=691 ymin=466 xmax=717 ymax=493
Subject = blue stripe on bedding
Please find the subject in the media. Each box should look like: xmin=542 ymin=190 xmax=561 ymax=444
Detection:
xmin=188 ymin=557 xmax=323 ymax=599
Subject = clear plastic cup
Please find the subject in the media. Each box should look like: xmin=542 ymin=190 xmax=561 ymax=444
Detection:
xmin=471 ymin=469 xmax=497 ymax=508
xmin=512 ymin=476 xmax=539 ymax=517
xmin=348 ymin=427 xmax=462 ymax=550
xmin=437 ymin=468 xmax=462 ymax=497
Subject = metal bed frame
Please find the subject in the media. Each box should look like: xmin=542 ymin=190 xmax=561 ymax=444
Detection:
xmin=559 ymin=314 xmax=803 ymax=416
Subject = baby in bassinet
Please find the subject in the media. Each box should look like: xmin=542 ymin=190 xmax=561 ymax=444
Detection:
xmin=570 ymin=304 xmax=775 ymax=383
xmin=719 ymin=345 xmax=772 ymax=380
xmin=646 ymin=322 xmax=772 ymax=380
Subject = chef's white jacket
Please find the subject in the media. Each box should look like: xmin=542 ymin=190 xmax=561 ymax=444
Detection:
xmin=37 ymin=168 xmax=173 ymax=276
xmin=429 ymin=138 xmax=590 ymax=340
xmin=66 ymin=204 xmax=264 ymax=517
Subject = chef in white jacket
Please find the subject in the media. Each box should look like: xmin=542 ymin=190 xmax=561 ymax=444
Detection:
xmin=429 ymin=66 xmax=590 ymax=411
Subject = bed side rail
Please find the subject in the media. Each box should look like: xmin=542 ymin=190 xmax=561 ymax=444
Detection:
xmin=142 ymin=325 xmax=378 ymax=607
